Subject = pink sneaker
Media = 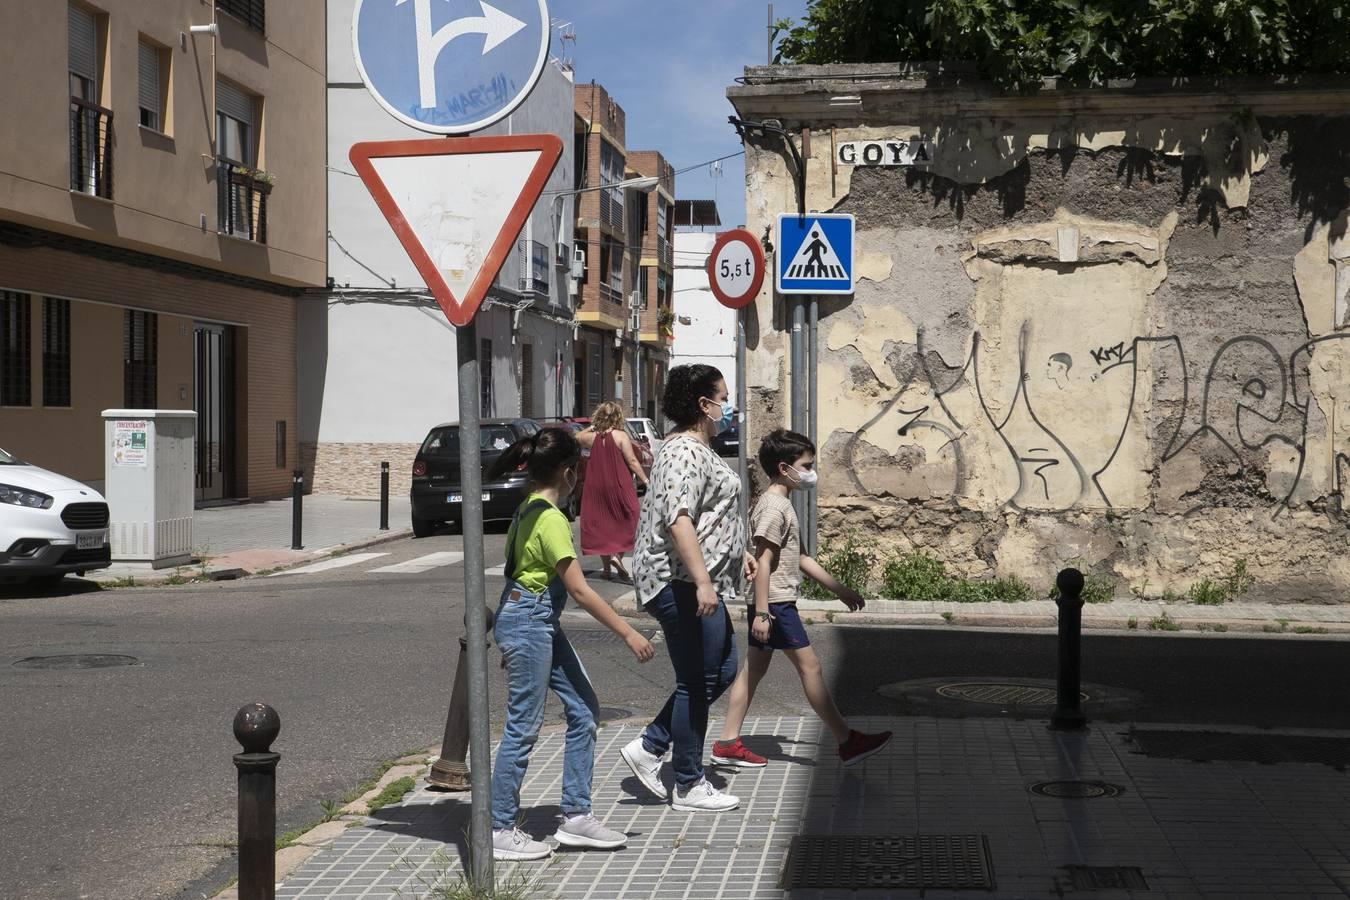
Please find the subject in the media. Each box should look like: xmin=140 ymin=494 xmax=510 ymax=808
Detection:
xmin=838 ymin=730 xmax=892 ymax=767
xmin=711 ymin=738 xmax=768 ymax=768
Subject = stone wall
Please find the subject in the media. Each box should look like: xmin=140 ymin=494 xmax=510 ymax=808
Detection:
xmin=730 ymin=70 xmax=1350 ymax=600
xmin=305 ymin=442 xmax=420 ymax=498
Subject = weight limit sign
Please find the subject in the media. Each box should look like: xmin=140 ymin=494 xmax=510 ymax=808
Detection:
xmin=706 ymin=229 xmax=766 ymax=309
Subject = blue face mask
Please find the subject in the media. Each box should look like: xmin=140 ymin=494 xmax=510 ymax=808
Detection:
xmin=706 ymin=399 xmax=735 ymax=436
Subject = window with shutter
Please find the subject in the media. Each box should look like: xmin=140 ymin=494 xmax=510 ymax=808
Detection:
xmin=68 ymin=4 xmax=97 ymax=99
xmin=215 ymin=79 xmax=255 ymax=165
xmin=138 ymin=41 xmax=160 ymax=131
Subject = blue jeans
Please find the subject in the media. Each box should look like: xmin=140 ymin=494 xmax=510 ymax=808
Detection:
xmin=490 ymin=577 xmax=600 ymax=830
xmin=641 ymin=581 xmax=739 ymax=790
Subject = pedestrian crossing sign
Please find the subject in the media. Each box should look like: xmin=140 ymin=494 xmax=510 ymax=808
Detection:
xmin=776 ymin=213 xmax=855 ymax=295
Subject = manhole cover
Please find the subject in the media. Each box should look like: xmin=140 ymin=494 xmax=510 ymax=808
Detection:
xmin=1065 ymin=865 xmax=1149 ymax=890
xmin=558 ymin=705 xmax=635 ymax=724
xmin=936 ymin=682 xmax=1086 ymax=705
xmin=12 ymin=654 xmax=139 ymax=670
xmin=781 ymin=834 xmax=995 ymax=891
xmin=1029 ymin=780 xmax=1123 ymax=799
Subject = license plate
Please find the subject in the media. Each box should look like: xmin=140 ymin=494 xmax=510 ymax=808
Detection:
xmin=448 ymin=493 xmax=491 ymax=503
xmin=76 ymin=532 xmax=106 ymax=550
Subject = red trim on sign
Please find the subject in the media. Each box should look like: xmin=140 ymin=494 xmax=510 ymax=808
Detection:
xmin=706 ymin=228 xmax=766 ymax=310
xmin=348 ymin=135 xmax=564 ymax=327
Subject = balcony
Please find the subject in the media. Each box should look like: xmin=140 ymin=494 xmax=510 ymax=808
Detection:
xmin=69 ymin=98 xmax=113 ymax=199
xmin=518 ymin=240 xmax=550 ymax=297
xmin=217 ymin=161 xmax=271 ymax=243
xmin=658 ymin=235 xmax=672 ymax=269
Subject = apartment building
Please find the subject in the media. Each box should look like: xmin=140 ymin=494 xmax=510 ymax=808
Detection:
xmin=572 ymin=83 xmax=676 ymax=423
xmin=0 ymin=1 xmax=326 ymax=500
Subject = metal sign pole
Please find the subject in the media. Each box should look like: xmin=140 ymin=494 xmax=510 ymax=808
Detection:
xmin=455 ymin=320 xmax=493 ymax=890
xmin=737 ymin=306 xmax=749 ymax=523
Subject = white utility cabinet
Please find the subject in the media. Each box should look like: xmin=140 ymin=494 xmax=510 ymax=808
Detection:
xmin=101 ymin=410 xmax=196 ymax=567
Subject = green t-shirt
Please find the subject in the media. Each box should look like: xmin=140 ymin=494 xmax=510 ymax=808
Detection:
xmin=505 ymin=495 xmax=576 ymax=592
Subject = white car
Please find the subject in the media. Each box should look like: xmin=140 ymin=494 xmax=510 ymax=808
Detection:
xmin=0 ymin=447 xmax=111 ymax=587
xmin=627 ymin=417 xmax=664 ymax=458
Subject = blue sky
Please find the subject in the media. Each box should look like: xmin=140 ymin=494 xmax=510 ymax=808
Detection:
xmin=551 ymin=0 xmax=809 ymax=228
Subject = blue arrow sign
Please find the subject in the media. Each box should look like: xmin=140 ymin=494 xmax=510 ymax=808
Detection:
xmin=353 ymin=0 xmax=550 ymax=134
xmin=776 ymin=213 xmax=855 ymax=295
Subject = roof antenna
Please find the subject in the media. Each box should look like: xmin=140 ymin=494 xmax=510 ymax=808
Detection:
xmin=550 ymin=19 xmax=576 ymax=75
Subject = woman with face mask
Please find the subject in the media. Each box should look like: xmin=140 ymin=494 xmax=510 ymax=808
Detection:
xmin=620 ymin=365 xmax=759 ymax=813
xmin=485 ymin=427 xmax=656 ymax=861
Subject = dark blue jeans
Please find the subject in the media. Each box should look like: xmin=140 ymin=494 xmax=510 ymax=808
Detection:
xmin=640 ymin=581 xmax=739 ymax=790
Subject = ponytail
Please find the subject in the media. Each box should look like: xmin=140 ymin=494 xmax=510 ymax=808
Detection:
xmin=487 ymin=427 xmax=581 ymax=485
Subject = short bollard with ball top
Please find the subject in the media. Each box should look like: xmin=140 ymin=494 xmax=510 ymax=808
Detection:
xmin=1050 ymin=568 xmax=1088 ymax=731
xmin=234 ymin=703 xmax=280 ymax=900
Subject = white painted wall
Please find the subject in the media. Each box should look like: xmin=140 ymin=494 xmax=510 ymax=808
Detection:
xmin=302 ymin=0 xmax=576 ymax=448
xmin=671 ymin=231 xmax=738 ymax=395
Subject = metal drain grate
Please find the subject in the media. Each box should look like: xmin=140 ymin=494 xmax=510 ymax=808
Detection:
xmin=781 ymin=834 xmax=995 ymax=890
xmin=1129 ymin=729 xmax=1350 ymax=769
xmin=1065 ymin=865 xmax=1149 ymax=890
xmin=937 ymin=682 xmax=1086 ymax=705
xmin=1029 ymin=780 xmax=1124 ymax=799
xmin=12 ymin=654 xmax=139 ymax=670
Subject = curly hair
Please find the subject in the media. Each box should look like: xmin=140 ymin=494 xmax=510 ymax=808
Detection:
xmin=661 ymin=364 xmax=724 ymax=429
xmin=487 ymin=426 xmax=581 ymax=485
xmin=590 ymin=400 xmax=625 ymax=433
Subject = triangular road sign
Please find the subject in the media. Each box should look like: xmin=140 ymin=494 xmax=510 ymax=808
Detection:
xmin=783 ymin=219 xmax=847 ymax=280
xmin=349 ymin=135 xmax=563 ymax=326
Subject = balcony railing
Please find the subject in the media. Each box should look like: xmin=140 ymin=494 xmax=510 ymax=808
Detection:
xmin=518 ymin=240 xmax=550 ymax=296
xmin=217 ymin=161 xmax=270 ymax=243
xmin=70 ymin=98 xmax=113 ymax=199
xmin=658 ymin=235 xmax=671 ymax=268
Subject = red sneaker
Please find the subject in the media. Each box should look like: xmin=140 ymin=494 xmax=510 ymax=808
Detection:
xmin=838 ymin=730 xmax=892 ymax=767
xmin=711 ymin=738 xmax=768 ymax=768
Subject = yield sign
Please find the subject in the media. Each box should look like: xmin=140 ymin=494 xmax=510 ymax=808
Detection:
xmin=349 ymin=134 xmax=562 ymax=326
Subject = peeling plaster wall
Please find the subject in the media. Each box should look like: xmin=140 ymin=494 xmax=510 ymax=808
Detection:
xmin=733 ymin=74 xmax=1350 ymax=600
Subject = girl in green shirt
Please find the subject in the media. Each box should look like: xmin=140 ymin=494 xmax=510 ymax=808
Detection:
xmin=485 ymin=427 xmax=656 ymax=861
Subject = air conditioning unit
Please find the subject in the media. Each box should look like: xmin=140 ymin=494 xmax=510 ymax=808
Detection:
xmin=571 ymin=246 xmax=586 ymax=280
xmin=629 ymin=310 xmax=642 ymax=333
xmin=628 ymin=291 xmax=643 ymax=310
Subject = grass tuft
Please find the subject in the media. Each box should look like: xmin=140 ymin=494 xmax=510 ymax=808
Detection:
xmin=879 ymin=552 xmax=1035 ymax=603
xmin=802 ymin=531 xmax=874 ymax=600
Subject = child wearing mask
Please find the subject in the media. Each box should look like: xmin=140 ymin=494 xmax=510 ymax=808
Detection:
xmin=712 ymin=429 xmax=892 ymax=769
xmin=486 ymin=427 xmax=656 ymax=861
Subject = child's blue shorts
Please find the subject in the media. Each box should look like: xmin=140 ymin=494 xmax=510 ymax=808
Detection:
xmin=746 ymin=601 xmax=812 ymax=651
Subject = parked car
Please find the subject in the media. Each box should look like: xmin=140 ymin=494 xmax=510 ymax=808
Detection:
xmin=409 ymin=419 xmax=539 ymax=537
xmin=712 ymin=417 xmax=740 ymax=459
xmin=0 ymin=447 xmax=110 ymax=587
xmin=627 ymin=417 xmax=664 ymax=460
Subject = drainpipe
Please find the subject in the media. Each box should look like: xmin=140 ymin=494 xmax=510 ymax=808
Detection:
xmin=789 ymin=297 xmax=806 ymax=531
xmin=807 ymin=296 xmax=818 ymax=555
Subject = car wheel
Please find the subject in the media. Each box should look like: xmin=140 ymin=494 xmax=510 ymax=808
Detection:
xmin=412 ymin=516 xmax=436 ymax=538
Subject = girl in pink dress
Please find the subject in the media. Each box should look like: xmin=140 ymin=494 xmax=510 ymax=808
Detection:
xmin=577 ymin=401 xmax=649 ymax=582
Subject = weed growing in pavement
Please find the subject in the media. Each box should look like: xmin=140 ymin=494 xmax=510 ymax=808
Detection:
xmin=941 ymin=611 xmax=954 ymax=623
xmin=1161 ymin=588 xmax=1184 ymax=603
xmin=1148 ymin=612 xmax=1181 ymax=632
xmin=1127 ymin=617 xmax=1138 ymax=630
xmin=879 ymin=552 xmax=1035 ymax=603
xmin=1188 ymin=558 xmax=1256 ymax=606
xmin=394 ymin=848 xmax=550 ymax=900
xmin=319 ymin=798 xmax=344 ymax=822
xmin=1130 ymin=578 xmax=1149 ymax=600
xmin=366 ymin=776 xmax=417 ymax=814
xmin=825 ymin=610 xmax=835 ymax=623
xmin=803 ymin=532 xmax=874 ymax=600
xmin=1214 ymin=623 xmax=1228 ymax=633
xmin=1295 ymin=626 xmax=1329 ymax=634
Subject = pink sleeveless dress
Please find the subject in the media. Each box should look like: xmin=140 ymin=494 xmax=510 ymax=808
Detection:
xmin=580 ymin=431 xmax=639 ymax=555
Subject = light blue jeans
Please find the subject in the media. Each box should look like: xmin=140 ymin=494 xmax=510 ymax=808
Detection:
xmin=490 ymin=577 xmax=600 ymax=830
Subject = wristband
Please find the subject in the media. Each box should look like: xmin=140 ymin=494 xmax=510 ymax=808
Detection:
xmin=754 ymin=611 xmax=771 ymax=622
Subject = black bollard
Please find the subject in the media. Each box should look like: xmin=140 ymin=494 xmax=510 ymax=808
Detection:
xmin=379 ymin=461 xmax=390 ymax=531
xmin=1050 ymin=568 xmax=1087 ymax=731
xmin=290 ymin=469 xmax=303 ymax=550
xmin=234 ymin=703 xmax=281 ymax=900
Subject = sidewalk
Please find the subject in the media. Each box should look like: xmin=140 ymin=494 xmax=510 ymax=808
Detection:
xmin=271 ymin=714 xmax=1350 ymax=899
xmin=93 ymin=495 xmax=411 ymax=583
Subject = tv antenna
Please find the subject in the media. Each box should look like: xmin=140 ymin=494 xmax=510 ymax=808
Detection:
xmin=551 ymin=19 xmax=576 ymax=73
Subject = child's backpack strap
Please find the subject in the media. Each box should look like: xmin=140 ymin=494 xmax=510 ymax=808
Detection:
xmin=503 ymin=498 xmax=554 ymax=582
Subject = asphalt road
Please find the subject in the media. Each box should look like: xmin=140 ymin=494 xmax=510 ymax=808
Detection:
xmin=3 ymin=530 xmax=1348 ymax=899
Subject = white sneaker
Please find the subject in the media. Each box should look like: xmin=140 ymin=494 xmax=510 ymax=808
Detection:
xmin=620 ymin=737 xmax=666 ymax=798
xmin=554 ymin=812 xmax=627 ymax=850
xmin=492 ymin=827 xmax=552 ymax=861
xmin=671 ymin=778 xmax=739 ymax=812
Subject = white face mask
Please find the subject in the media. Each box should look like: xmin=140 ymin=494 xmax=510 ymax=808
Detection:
xmin=784 ymin=464 xmax=818 ymax=490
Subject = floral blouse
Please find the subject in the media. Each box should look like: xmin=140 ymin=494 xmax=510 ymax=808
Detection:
xmin=633 ymin=434 xmax=747 ymax=606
